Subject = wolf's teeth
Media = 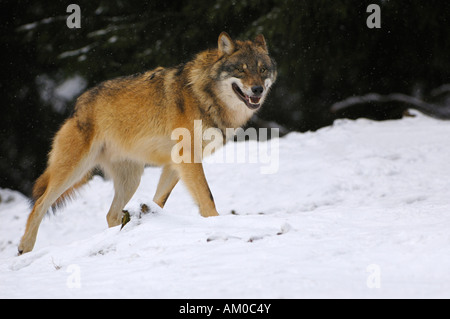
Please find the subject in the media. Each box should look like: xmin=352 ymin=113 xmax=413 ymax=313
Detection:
xmin=250 ymin=97 xmax=261 ymax=104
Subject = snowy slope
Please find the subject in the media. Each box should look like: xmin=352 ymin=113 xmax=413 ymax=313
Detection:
xmin=1 ymin=113 xmax=450 ymax=298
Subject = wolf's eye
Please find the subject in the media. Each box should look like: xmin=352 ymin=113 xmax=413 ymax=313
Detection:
xmin=235 ymin=66 xmax=245 ymax=73
xmin=260 ymin=67 xmax=267 ymax=74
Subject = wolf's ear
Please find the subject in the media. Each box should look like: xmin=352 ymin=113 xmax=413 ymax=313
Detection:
xmin=218 ymin=32 xmax=235 ymax=56
xmin=254 ymin=34 xmax=268 ymax=53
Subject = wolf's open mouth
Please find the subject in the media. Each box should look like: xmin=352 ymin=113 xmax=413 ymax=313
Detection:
xmin=232 ymin=83 xmax=261 ymax=110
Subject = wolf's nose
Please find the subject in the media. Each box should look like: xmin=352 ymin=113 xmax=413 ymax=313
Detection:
xmin=251 ymin=86 xmax=264 ymax=96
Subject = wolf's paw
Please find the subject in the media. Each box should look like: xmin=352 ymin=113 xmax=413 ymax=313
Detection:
xmin=200 ymin=210 xmax=219 ymax=218
xmin=17 ymin=241 xmax=32 ymax=256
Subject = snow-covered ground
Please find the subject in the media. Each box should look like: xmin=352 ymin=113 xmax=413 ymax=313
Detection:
xmin=1 ymin=113 xmax=450 ymax=298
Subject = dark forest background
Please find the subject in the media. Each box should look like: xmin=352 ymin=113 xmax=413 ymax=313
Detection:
xmin=1 ymin=0 xmax=449 ymax=196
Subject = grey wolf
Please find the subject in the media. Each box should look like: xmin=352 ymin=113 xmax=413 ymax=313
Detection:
xmin=18 ymin=32 xmax=277 ymax=254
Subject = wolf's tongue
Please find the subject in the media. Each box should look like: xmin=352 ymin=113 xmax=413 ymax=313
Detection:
xmin=250 ymin=96 xmax=261 ymax=104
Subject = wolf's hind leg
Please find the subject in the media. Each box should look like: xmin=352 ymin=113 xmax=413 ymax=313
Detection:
xmin=153 ymin=165 xmax=179 ymax=208
xmin=18 ymin=119 xmax=97 ymax=254
xmin=102 ymin=160 xmax=144 ymax=227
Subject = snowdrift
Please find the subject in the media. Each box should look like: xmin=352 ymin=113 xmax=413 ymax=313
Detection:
xmin=1 ymin=113 xmax=450 ymax=298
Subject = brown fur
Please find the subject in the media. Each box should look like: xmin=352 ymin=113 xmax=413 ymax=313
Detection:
xmin=18 ymin=32 xmax=277 ymax=254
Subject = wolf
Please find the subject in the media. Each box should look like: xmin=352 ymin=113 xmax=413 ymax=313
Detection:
xmin=18 ymin=32 xmax=277 ymax=254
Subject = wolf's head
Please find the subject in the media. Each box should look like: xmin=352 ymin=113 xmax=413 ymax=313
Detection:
xmin=214 ymin=32 xmax=277 ymax=111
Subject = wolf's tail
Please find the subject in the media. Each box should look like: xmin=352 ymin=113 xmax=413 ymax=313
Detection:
xmin=32 ymin=169 xmax=92 ymax=211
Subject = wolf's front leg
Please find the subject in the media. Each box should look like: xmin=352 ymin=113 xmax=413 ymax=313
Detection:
xmin=174 ymin=162 xmax=219 ymax=217
xmin=153 ymin=165 xmax=179 ymax=208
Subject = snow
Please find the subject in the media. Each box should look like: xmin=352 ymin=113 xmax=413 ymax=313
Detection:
xmin=54 ymin=75 xmax=87 ymax=101
xmin=17 ymin=17 xmax=57 ymax=32
xmin=1 ymin=112 xmax=450 ymax=298
xmin=58 ymin=44 xmax=96 ymax=59
xmin=36 ymin=75 xmax=87 ymax=114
